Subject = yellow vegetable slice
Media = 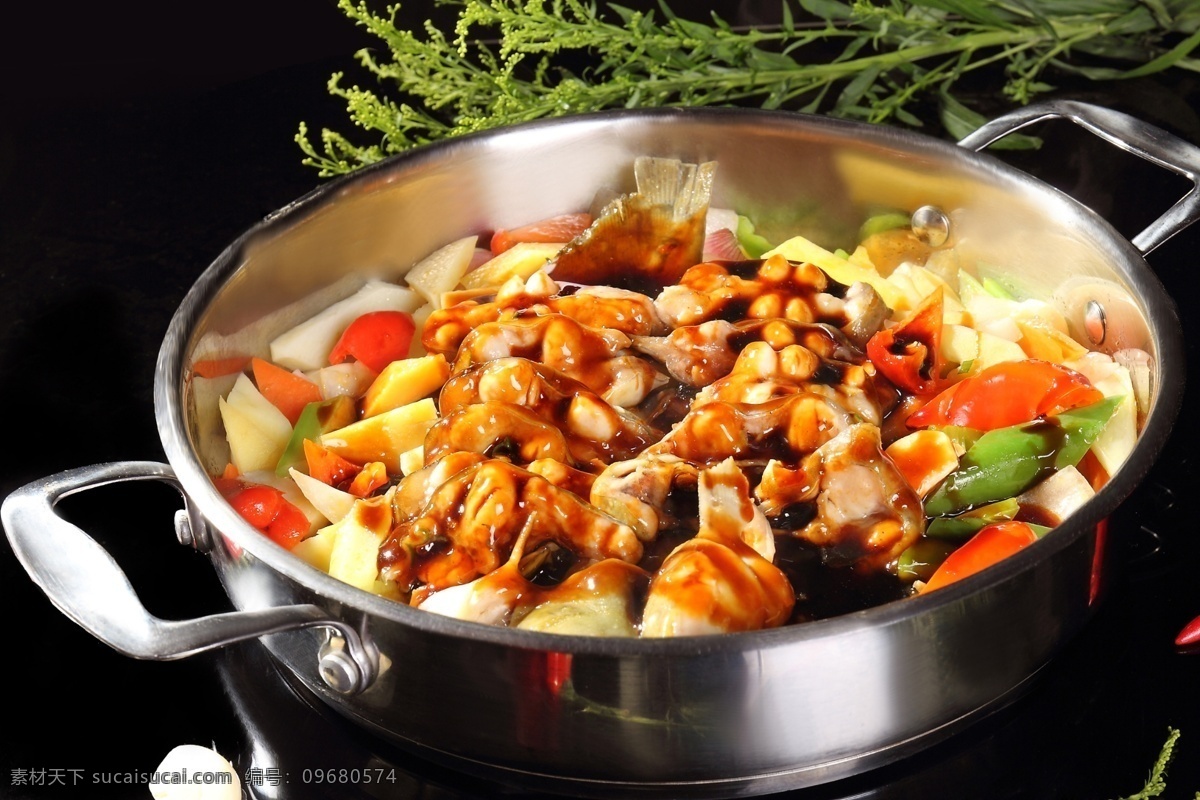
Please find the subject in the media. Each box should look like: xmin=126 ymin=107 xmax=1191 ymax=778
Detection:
xmin=320 ymin=398 xmax=438 ymax=472
xmin=765 ymin=234 xmax=904 ymax=309
xmin=361 ymin=354 xmax=451 ymax=418
xmin=460 ymin=242 xmax=565 ymax=290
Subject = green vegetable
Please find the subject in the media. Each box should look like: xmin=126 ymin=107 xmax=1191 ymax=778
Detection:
xmin=925 ymin=396 xmax=1120 ymax=516
xmin=736 ymin=215 xmax=773 ymax=258
xmin=298 ymin=0 xmax=1200 ymax=176
xmin=858 ymin=211 xmax=911 ymax=241
xmin=275 ymin=396 xmax=357 ymax=476
xmin=926 ymin=497 xmax=1019 ymax=539
xmin=896 ymin=538 xmax=957 ymax=581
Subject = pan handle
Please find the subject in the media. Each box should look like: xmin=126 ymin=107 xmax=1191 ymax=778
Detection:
xmin=1 ymin=462 xmax=377 ymax=694
xmin=958 ymin=99 xmax=1200 ymax=254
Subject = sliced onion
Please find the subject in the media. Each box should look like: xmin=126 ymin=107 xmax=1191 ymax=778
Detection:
xmin=1113 ymin=348 xmax=1153 ymax=426
xmin=703 ymin=227 xmax=747 ymax=261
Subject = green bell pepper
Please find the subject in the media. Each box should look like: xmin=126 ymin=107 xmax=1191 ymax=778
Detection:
xmin=924 ymin=396 xmax=1121 ymax=517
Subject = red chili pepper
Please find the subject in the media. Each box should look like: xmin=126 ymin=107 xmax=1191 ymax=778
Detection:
xmin=328 ymin=311 xmax=415 ymax=373
xmin=921 ymin=521 xmax=1038 ymax=593
xmin=545 ymin=651 xmax=573 ymax=694
xmin=866 ymin=288 xmax=944 ymax=396
xmin=1177 ymin=614 xmax=1200 ymax=649
xmin=907 ymin=359 xmax=1103 ymax=432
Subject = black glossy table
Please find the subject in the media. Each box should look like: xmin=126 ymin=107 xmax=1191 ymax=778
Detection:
xmin=2 ymin=2 xmax=1198 ymax=797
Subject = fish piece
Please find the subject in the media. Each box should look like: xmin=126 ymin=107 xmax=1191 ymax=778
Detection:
xmin=391 ymin=450 xmax=488 ymax=521
xmin=694 ymin=341 xmax=881 ymax=426
xmin=645 ymin=392 xmax=857 ymax=466
xmin=653 ymin=253 xmax=887 ymax=344
xmin=641 ymin=459 xmax=794 ymax=636
xmin=379 ymin=459 xmax=641 ymax=591
xmin=453 ymin=314 xmax=666 ymax=408
xmin=633 ymin=318 xmax=863 ymax=388
xmin=755 ymin=424 xmax=924 ymax=572
xmin=439 ymin=357 xmax=662 ymax=465
xmin=589 ymin=454 xmax=700 ymax=542
xmin=422 ymin=272 xmax=666 ymax=358
xmin=549 ymin=157 xmax=716 ymax=290
xmin=423 ymin=401 xmax=572 ymax=467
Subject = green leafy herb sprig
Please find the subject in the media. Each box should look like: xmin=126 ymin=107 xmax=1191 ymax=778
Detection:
xmin=1114 ymin=727 xmax=1195 ymax=800
xmin=297 ymin=0 xmax=1199 ymax=175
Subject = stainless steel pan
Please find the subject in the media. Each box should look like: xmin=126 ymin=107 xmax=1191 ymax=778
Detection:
xmin=4 ymin=100 xmax=1196 ymax=796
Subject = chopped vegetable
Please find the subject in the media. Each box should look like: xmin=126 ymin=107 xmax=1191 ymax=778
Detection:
xmin=1176 ymin=615 xmax=1200 ymax=648
xmin=866 ymin=288 xmax=943 ymax=396
xmin=251 ymin=357 xmax=322 ymax=425
xmin=924 ymin=397 xmax=1120 ymax=517
xmin=907 ymin=359 xmax=1104 ymax=431
xmin=228 ymin=484 xmax=309 ymax=550
xmin=303 ymin=439 xmax=362 ymax=488
xmin=491 ymin=213 xmax=592 ymax=254
xmin=735 ymin=216 xmax=772 ymax=259
xmin=329 ymin=310 xmax=416 ymax=373
xmin=920 ymin=521 xmax=1039 ymax=592
xmin=925 ymin=498 xmax=1019 ymax=540
xmin=275 ymin=396 xmax=357 ymax=476
xmin=192 ymin=356 xmax=250 ymax=379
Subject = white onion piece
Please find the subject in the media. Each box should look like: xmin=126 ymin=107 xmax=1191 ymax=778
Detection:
xmin=148 ymin=745 xmax=241 ymax=800
xmin=1113 ymin=348 xmax=1153 ymax=425
xmin=703 ymin=227 xmax=747 ymax=261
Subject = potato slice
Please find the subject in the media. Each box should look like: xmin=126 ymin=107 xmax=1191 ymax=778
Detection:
xmin=219 ymin=374 xmax=292 ymax=474
xmin=320 ymin=398 xmax=438 ymax=472
xmin=460 ymin=242 xmax=564 ymax=290
xmin=327 ymin=495 xmax=394 ymax=592
xmin=766 ymin=234 xmax=904 ymax=309
xmin=405 ymin=235 xmax=479 ymax=308
xmin=399 ymin=446 xmax=425 ymax=477
xmin=885 ymin=430 xmax=959 ymax=498
xmin=292 ymin=525 xmax=338 ymax=572
xmin=361 ymin=354 xmax=451 ymax=418
xmin=289 ymin=467 xmax=357 ymax=524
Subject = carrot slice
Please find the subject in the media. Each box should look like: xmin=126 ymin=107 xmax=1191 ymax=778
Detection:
xmin=252 ymin=357 xmax=322 ymax=425
xmin=490 ymin=213 xmax=593 ymax=255
xmin=192 ymin=356 xmax=250 ymax=379
xmin=303 ymin=439 xmax=362 ymax=488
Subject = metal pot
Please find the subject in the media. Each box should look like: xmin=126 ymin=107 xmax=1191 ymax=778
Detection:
xmin=4 ymin=101 xmax=1197 ymax=797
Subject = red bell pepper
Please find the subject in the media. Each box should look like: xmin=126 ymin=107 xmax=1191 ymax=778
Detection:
xmin=907 ymin=359 xmax=1103 ymax=432
xmin=921 ymin=520 xmax=1038 ymax=592
xmin=866 ymin=288 xmax=944 ymax=396
xmin=328 ymin=311 xmax=415 ymax=373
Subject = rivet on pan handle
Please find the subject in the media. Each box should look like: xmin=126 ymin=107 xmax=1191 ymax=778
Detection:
xmin=1 ymin=462 xmax=378 ymax=695
xmin=959 ymin=99 xmax=1200 ymax=254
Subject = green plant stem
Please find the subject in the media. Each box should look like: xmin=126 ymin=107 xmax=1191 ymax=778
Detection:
xmin=297 ymin=0 xmax=1200 ymax=175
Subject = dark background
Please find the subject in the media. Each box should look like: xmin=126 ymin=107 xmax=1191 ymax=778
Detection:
xmin=2 ymin=1 xmax=1199 ymax=798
